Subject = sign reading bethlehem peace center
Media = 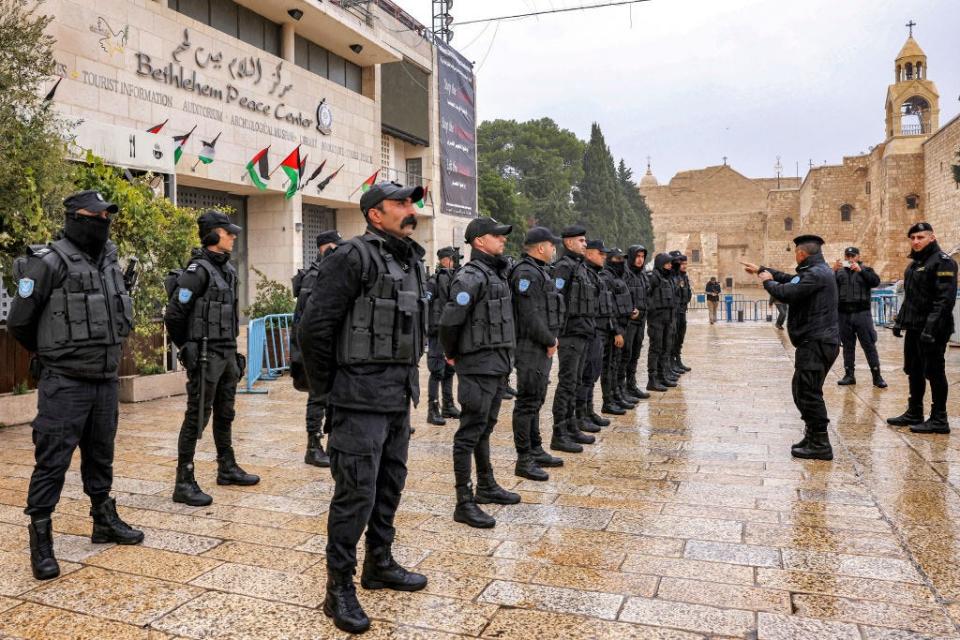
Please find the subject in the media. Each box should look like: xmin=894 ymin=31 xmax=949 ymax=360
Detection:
xmin=437 ymin=42 xmax=477 ymax=218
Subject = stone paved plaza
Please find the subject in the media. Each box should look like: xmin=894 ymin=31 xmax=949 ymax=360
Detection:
xmin=2 ymin=313 xmax=960 ymax=638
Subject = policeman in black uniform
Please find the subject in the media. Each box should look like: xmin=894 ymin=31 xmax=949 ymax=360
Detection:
xmin=440 ymin=217 xmax=519 ymax=529
xmin=576 ymin=240 xmax=615 ymax=428
xmin=888 ymin=222 xmax=958 ymax=434
xmin=744 ymin=234 xmax=839 ymax=460
xmin=298 ymin=181 xmax=429 ymax=634
xmin=669 ymin=251 xmax=692 ymax=376
xmin=599 ymin=247 xmax=637 ymax=413
xmin=550 ymin=225 xmax=599 ymax=452
xmin=646 ymin=253 xmax=676 ymax=391
xmin=509 ymin=227 xmax=565 ymax=481
xmin=9 ymin=190 xmax=144 ymax=581
xmin=292 ymin=230 xmax=341 ymax=467
xmin=165 ymin=211 xmax=259 ymax=508
xmin=833 ymin=247 xmax=887 ymax=388
xmin=426 ymin=246 xmax=461 ymax=426
xmin=620 ymin=245 xmax=650 ymax=400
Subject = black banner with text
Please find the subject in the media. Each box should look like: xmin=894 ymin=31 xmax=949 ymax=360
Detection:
xmin=437 ymin=42 xmax=477 ymax=218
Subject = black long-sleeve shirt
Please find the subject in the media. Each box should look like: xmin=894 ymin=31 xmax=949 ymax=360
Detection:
xmin=762 ymin=253 xmax=839 ymax=346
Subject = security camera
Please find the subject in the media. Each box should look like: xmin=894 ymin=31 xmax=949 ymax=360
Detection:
xmin=350 ymin=44 xmax=363 ymax=54
xmin=288 ymin=8 xmax=303 ymax=20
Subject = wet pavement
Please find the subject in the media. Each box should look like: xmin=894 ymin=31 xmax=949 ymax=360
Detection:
xmin=2 ymin=312 xmax=960 ymax=638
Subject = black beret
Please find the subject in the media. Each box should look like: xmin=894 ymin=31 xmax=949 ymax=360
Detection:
xmin=524 ymin=226 xmax=561 ymax=244
xmin=561 ymin=224 xmax=587 ymax=238
xmin=793 ymin=234 xmax=825 ymax=246
xmin=316 ymin=230 xmax=341 ymax=246
xmin=437 ymin=246 xmax=460 ymax=259
xmin=907 ymin=222 xmax=934 ymax=236
xmin=586 ymin=239 xmax=609 ymax=252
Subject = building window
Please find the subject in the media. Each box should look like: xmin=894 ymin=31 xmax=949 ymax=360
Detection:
xmin=840 ymin=204 xmax=853 ymax=222
xmin=168 ymin=0 xmax=281 ymax=57
xmin=906 ymin=194 xmax=919 ymax=209
xmin=405 ymin=157 xmax=423 ymax=186
xmin=784 ymin=217 xmax=793 ymax=231
xmin=691 ymin=249 xmax=701 ymax=263
xmin=865 ymin=181 xmax=871 ymax=195
xmin=381 ymin=134 xmax=392 ymax=171
xmin=294 ymin=35 xmax=363 ymax=94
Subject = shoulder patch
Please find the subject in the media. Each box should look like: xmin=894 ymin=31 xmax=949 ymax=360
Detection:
xmin=178 ymin=288 xmax=193 ymax=303
xmin=456 ymin=291 xmax=471 ymax=306
xmin=555 ymin=277 xmax=566 ymax=290
xmin=518 ymin=278 xmax=530 ymax=293
xmin=17 ymin=278 xmax=34 ymax=298
xmin=28 ymin=246 xmax=50 ymax=257
xmin=186 ymin=263 xmax=199 ymax=273
xmin=425 ymin=291 xmax=433 ymax=301
xmin=789 ymin=276 xmax=801 ymax=284
xmin=937 ymin=271 xmax=956 ymax=277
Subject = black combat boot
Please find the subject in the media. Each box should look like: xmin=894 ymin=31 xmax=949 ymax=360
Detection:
xmin=216 ymin=451 xmax=260 ymax=486
xmin=837 ymin=368 xmax=856 ymax=385
xmin=441 ymin=399 xmax=461 ymax=419
xmin=588 ymin=400 xmax=611 ymax=426
xmin=502 ymin=386 xmax=516 ymax=400
xmin=305 ymin=432 xmax=331 ymax=467
xmin=28 ymin=517 xmax=60 ymax=581
xmin=871 ymin=367 xmax=888 ymax=389
xmin=620 ymin=384 xmax=642 ymax=403
xmin=531 ymin=445 xmax=564 ymax=467
xmin=575 ymin=404 xmax=601 ymax=433
xmin=647 ymin=376 xmax=667 ymax=392
xmin=427 ymin=401 xmax=446 ymax=426
xmin=677 ymin=360 xmax=692 ymax=372
xmin=601 ymin=400 xmax=626 ymax=415
xmin=887 ymin=405 xmax=924 ymax=426
xmin=172 ymin=463 xmax=213 ymax=507
xmin=91 ymin=498 xmax=144 ymax=545
xmin=454 ymin=483 xmax=496 ymax=528
xmin=911 ymin=410 xmax=950 ymax=434
xmin=476 ymin=470 xmax=521 ymax=504
xmin=567 ymin=420 xmax=596 ymax=445
xmin=661 ymin=375 xmax=678 ymax=388
xmin=361 ymin=545 xmax=428 ymax=591
xmin=323 ymin=569 xmax=370 ymax=634
xmin=791 ymin=429 xmax=833 ymax=461
xmin=515 ymin=453 xmax=549 ymax=481
xmin=615 ymin=390 xmax=637 ymax=409
xmin=627 ymin=380 xmax=650 ymax=399
xmin=550 ymin=422 xmax=583 ymax=453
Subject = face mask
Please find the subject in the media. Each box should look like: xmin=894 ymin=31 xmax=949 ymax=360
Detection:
xmin=64 ymin=213 xmax=111 ymax=257
xmin=608 ymin=260 xmax=625 ymax=275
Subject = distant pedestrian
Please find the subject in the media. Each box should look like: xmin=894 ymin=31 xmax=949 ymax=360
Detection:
xmin=769 ymin=295 xmax=787 ymax=329
xmin=705 ymin=277 xmax=721 ymax=324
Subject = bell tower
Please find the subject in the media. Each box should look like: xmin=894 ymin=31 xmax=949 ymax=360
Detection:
xmin=885 ymin=22 xmax=939 ymax=139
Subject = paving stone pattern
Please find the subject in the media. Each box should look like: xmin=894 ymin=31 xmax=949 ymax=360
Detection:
xmin=2 ymin=314 xmax=960 ymax=638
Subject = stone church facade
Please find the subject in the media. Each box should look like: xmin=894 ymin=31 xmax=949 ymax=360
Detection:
xmin=641 ymin=32 xmax=960 ymax=291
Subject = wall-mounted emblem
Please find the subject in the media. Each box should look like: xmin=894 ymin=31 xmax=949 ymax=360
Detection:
xmin=90 ymin=18 xmax=129 ymax=56
xmin=316 ymin=99 xmax=333 ymax=135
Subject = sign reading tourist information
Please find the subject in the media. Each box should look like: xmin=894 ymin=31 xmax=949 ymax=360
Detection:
xmin=437 ymin=42 xmax=477 ymax=218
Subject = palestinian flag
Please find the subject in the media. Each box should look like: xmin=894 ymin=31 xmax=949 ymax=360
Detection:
xmin=245 ymin=146 xmax=270 ymax=190
xmin=301 ymin=159 xmax=326 ymax=190
xmin=416 ymin=184 xmax=428 ymax=209
xmin=298 ymin=154 xmax=309 ymax=183
xmin=280 ymin=145 xmax=302 ymax=199
xmin=317 ymin=164 xmax=343 ymax=192
xmin=360 ymin=170 xmax=379 ymax=193
xmin=198 ymin=132 xmax=221 ymax=165
xmin=172 ymin=125 xmax=196 ymax=164
xmin=146 ymin=119 xmax=168 ymax=134
xmin=44 ymin=77 xmax=62 ymax=103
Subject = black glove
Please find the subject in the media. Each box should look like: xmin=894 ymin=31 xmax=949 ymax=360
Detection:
xmin=235 ymin=353 xmax=246 ymax=378
xmin=892 ymin=327 xmax=902 ymax=338
xmin=178 ymin=342 xmax=199 ymax=371
xmin=921 ymin=331 xmax=936 ymax=344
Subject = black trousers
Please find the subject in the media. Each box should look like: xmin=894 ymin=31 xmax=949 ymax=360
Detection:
xmin=453 ymin=374 xmax=504 ymax=487
xmin=552 ymin=335 xmax=589 ymax=425
xmin=577 ymin=332 xmax=603 ymax=405
xmin=647 ymin=309 xmax=674 ymax=378
xmin=600 ymin=331 xmax=622 ymax=403
xmin=326 ymin=408 xmax=410 ymax=573
xmin=26 ymin=372 xmax=119 ymax=517
xmin=619 ymin=314 xmax=646 ymax=387
xmin=306 ymin=391 xmax=327 ymax=435
xmin=774 ymin=304 xmax=787 ymax=328
xmin=839 ymin=310 xmax=880 ymax=370
xmin=671 ymin=311 xmax=688 ymax=362
xmin=792 ymin=340 xmax=840 ymax=432
xmin=512 ymin=339 xmax=552 ymax=454
xmin=177 ymin=348 xmax=240 ymax=466
xmin=427 ymin=337 xmax=455 ymax=404
xmin=904 ymin=330 xmax=950 ymax=413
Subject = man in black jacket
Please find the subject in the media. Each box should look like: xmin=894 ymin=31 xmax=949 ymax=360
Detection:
xmin=887 ymin=223 xmax=958 ymax=434
xmin=426 ymin=246 xmax=461 ymax=426
xmin=598 ymin=247 xmax=637 ymax=413
xmin=292 ymin=230 xmax=342 ymax=467
xmin=669 ymin=252 xmax=692 ymax=376
xmin=646 ymin=253 xmax=676 ymax=391
xmin=833 ymin=247 xmax=886 ymax=388
xmin=705 ymin=277 xmax=721 ymax=324
xmin=509 ymin=227 xmax=565 ymax=481
xmin=9 ymin=190 xmax=144 ymax=581
xmin=743 ymin=234 xmax=839 ymax=460
xmin=298 ymin=181 xmax=429 ymax=634
xmin=621 ymin=245 xmax=650 ymax=399
xmin=440 ymin=217 xmax=519 ymax=529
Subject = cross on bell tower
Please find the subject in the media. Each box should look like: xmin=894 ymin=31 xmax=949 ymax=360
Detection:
xmin=906 ymin=20 xmax=916 ymax=37
xmin=885 ymin=23 xmax=939 ymax=139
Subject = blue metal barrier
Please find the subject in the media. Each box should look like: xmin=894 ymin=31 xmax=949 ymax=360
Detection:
xmin=240 ymin=313 xmax=294 ymax=394
xmin=871 ymin=294 xmax=899 ymax=327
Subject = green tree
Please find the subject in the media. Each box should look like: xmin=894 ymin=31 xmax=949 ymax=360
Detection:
xmin=0 ymin=0 xmax=76 ymax=284
xmin=617 ymin=159 xmax=655 ymax=252
xmin=478 ymin=168 xmax=530 ymax=256
xmin=574 ymin=123 xmax=622 ymax=244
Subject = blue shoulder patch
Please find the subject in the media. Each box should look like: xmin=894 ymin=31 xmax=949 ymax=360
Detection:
xmin=518 ymin=278 xmax=531 ymax=293
xmin=555 ymin=277 xmax=566 ymax=290
xmin=456 ymin=291 xmax=471 ymax=306
xmin=17 ymin=278 xmax=34 ymax=298
xmin=425 ymin=291 xmax=433 ymax=301
xmin=789 ymin=276 xmax=801 ymax=284
xmin=178 ymin=288 xmax=193 ymax=303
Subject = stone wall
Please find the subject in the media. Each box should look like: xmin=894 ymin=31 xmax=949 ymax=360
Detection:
xmin=924 ymin=115 xmax=960 ymax=253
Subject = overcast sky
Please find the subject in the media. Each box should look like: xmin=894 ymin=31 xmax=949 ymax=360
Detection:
xmin=402 ymin=0 xmax=960 ymax=184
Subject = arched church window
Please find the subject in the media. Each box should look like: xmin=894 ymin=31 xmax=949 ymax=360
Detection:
xmin=784 ymin=217 xmax=793 ymax=231
xmin=906 ymin=194 xmax=919 ymax=210
xmin=905 ymin=62 xmax=913 ymax=79
xmin=840 ymin=204 xmax=853 ymax=222
xmin=916 ymin=62 xmax=923 ymax=79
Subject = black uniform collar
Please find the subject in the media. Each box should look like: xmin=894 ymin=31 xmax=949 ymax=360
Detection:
xmin=909 ymin=241 xmax=940 ymax=262
xmin=200 ymin=247 xmax=231 ymax=266
xmin=523 ymin=254 xmax=548 ymax=267
xmin=562 ymin=248 xmax=585 ymax=263
xmin=365 ymin=225 xmax=425 ymax=265
xmin=797 ymin=252 xmax=826 ymax=271
xmin=470 ymin=247 xmax=509 ymax=272
xmin=585 ymin=261 xmax=603 ymax=272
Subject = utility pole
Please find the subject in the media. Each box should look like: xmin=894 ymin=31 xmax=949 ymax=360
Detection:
xmin=432 ymin=0 xmax=454 ymax=43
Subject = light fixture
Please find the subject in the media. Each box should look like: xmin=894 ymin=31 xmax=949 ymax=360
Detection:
xmin=349 ymin=43 xmax=363 ymax=54
xmin=287 ymin=8 xmax=303 ymax=20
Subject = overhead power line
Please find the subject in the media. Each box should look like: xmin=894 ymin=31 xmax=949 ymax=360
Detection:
xmin=453 ymin=0 xmax=654 ymax=27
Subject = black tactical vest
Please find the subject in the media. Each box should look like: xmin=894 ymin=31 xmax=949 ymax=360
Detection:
xmin=187 ymin=257 xmax=239 ymax=343
xmin=513 ymin=257 xmax=566 ymax=337
xmin=649 ymin=270 xmax=676 ymax=310
xmin=560 ymin=257 xmax=599 ymax=317
xmin=337 ymin=234 xmax=427 ymax=366
xmin=626 ymin=269 xmax=648 ymax=311
xmin=35 ymin=238 xmax=133 ymax=353
xmin=836 ymin=268 xmax=872 ymax=309
xmin=457 ymin=260 xmax=516 ymax=355
xmin=428 ymin=268 xmax=454 ymax=331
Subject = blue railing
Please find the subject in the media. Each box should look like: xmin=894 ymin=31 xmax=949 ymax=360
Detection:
xmin=240 ymin=313 xmax=294 ymax=394
xmin=871 ymin=292 xmax=899 ymax=327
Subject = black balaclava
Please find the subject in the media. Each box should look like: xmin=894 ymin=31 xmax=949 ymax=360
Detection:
xmin=606 ymin=255 xmax=626 ymax=276
xmin=64 ymin=213 xmax=112 ymax=258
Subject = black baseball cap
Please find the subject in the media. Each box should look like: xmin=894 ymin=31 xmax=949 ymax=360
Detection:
xmin=198 ymin=210 xmax=242 ymax=235
xmin=561 ymin=224 xmax=587 ymax=238
xmin=360 ymin=181 xmax=424 ymax=215
xmin=465 ymin=217 xmax=512 ymax=243
xmin=844 ymin=246 xmax=860 ymax=256
xmin=64 ymin=190 xmax=118 ymax=215
xmin=437 ymin=246 xmax=460 ymax=259
xmin=586 ymin=239 xmax=609 ymax=252
xmin=908 ymin=222 xmax=933 ymax=236
xmin=316 ymin=230 xmax=341 ymax=246
xmin=793 ymin=234 xmax=825 ymax=246
xmin=668 ymin=250 xmax=687 ymax=261
xmin=607 ymin=247 xmax=625 ymax=258
xmin=524 ymin=226 xmax=561 ymax=244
